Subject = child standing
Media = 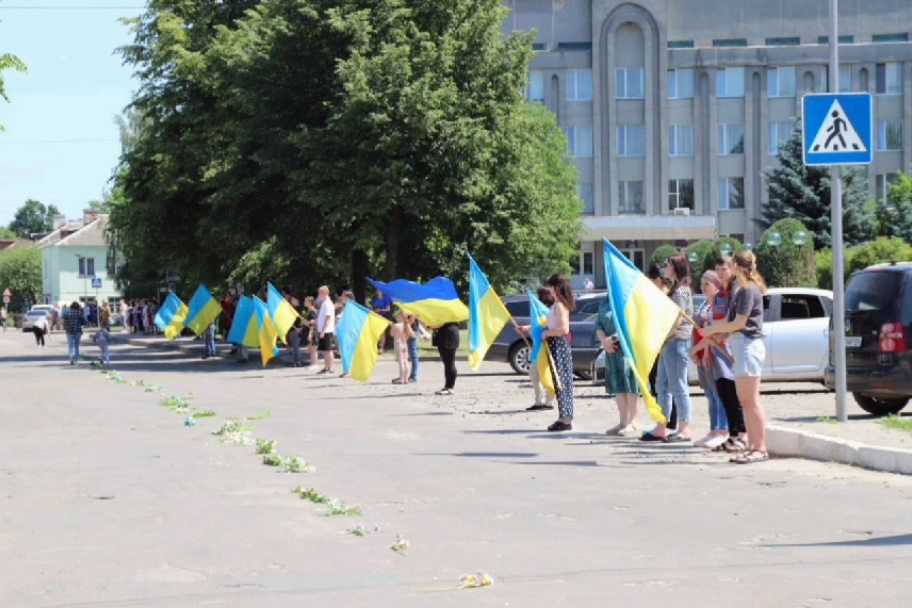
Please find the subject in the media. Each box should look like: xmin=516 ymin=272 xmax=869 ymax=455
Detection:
xmin=95 ymin=326 xmax=111 ymax=366
xmin=391 ymin=310 xmax=416 ymax=384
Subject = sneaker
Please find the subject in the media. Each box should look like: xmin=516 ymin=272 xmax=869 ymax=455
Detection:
xmin=306 ymin=365 xmax=319 ymax=371
xmin=704 ymin=435 xmax=730 ymax=449
xmin=694 ymin=434 xmax=715 ymax=448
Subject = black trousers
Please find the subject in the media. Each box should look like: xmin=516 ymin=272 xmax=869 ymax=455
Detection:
xmin=438 ymin=346 xmax=457 ymax=390
xmin=34 ymin=328 xmax=45 ymax=346
xmin=716 ymin=378 xmax=746 ymax=436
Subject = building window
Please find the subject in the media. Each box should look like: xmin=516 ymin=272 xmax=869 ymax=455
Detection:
xmin=578 ymin=252 xmax=594 ymax=276
xmin=579 ymin=182 xmax=594 ymax=215
xmin=557 ymin=42 xmax=592 ymax=52
xmin=769 ymin=121 xmax=796 ymax=155
xmin=818 ymin=35 xmax=854 ymax=44
xmin=669 ymin=69 xmax=694 ymax=99
xmin=877 ymin=122 xmax=903 ymax=151
xmin=669 ymin=40 xmax=695 ymax=49
xmin=877 ymin=173 xmax=901 ymax=202
xmin=836 ymin=64 xmax=852 ymax=92
xmin=532 ymin=43 xmax=547 ymax=51
xmin=617 ymin=124 xmax=646 ymax=157
xmin=719 ymin=178 xmax=745 ymax=210
xmin=567 ymin=125 xmax=594 ymax=158
xmin=768 ymin=67 xmax=797 ymax=97
xmin=873 ymin=33 xmax=910 ymax=43
xmin=766 ymin=37 xmax=800 ymax=47
xmin=618 ymin=181 xmax=645 ymax=215
xmin=714 ymin=39 xmax=748 ymax=48
xmin=527 ymin=70 xmax=545 ymax=101
xmin=669 ymin=179 xmax=695 ymax=211
xmin=616 ymin=67 xmax=645 ymax=99
xmin=717 ymin=67 xmax=746 ymax=98
xmin=718 ymin=123 xmax=745 ymax=155
xmin=567 ymin=69 xmax=593 ymax=101
xmin=876 ymin=63 xmax=903 ymax=95
xmin=78 ymin=257 xmax=96 ymax=277
xmin=669 ymin=124 xmax=695 ymax=157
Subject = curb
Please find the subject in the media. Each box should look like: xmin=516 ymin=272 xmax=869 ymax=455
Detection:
xmin=767 ymin=424 xmax=912 ymax=475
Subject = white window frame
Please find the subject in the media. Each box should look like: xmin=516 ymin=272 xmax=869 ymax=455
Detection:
xmin=567 ymin=125 xmax=594 ymax=158
xmin=669 ymin=69 xmax=695 ymax=99
xmin=718 ymin=177 xmax=745 ymax=210
xmin=669 ymin=124 xmax=695 ymax=157
xmin=618 ymin=180 xmax=645 ymax=215
xmin=877 ymin=173 xmax=901 ymax=202
xmin=579 ymin=182 xmax=594 ymax=215
xmin=769 ymin=121 xmax=796 ymax=156
xmin=877 ymin=62 xmax=903 ymax=96
xmin=617 ymin=124 xmax=646 ymax=157
xmin=78 ymin=257 xmax=96 ymax=277
xmin=717 ymin=67 xmax=746 ymax=98
xmin=527 ymin=70 xmax=545 ymax=102
xmin=616 ymin=67 xmax=645 ymax=99
xmin=877 ymin=121 xmax=903 ymax=151
xmin=567 ymin=69 xmax=593 ymax=101
xmin=669 ymin=179 xmax=695 ymax=210
xmin=768 ymin=67 xmax=797 ymax=98
xmin=718 ymin=123 xmax=745 ymax=156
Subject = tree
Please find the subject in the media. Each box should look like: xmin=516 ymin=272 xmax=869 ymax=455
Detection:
xmin=0 ymin=0 xmax=27 ymax=131
xmin=685 ymin=237 xmax=743 ymax=279
xmin=0 ymin=226 xmax=18 ymax=240
xmin=756 ymin=219 xmax=817 ymax=288
xmin=0 ymin=246 xmax=42 ymax=311
xmin=7 ymin=200 xmax=61 ymax=238
xmin=874 ymin=172 xmax=912 ymax=244
xmin=111 ymin=0 xmax=582 ymax=300
xmin=651 ymin=245 xmax=679 ymax=270
xmin=758 ymin=125 xmax=874 ymax=248
xmin=846 ymin=237 xmax=912 ymax=277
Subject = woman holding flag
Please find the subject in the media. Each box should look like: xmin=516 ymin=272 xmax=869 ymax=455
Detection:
xmin=543 ymin=274 xmax=576 ymax=432
xmin=595 ymin=293 xmax=642 ymax=437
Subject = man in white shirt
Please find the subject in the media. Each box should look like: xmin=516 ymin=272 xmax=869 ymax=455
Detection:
xmin=316 ymin=286 xmax=336 ymax=375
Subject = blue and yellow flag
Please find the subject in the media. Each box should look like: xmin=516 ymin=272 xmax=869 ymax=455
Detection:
xmin=528 ymin=291 xmax=557 ymax=397
xmin=226 ymin=296 xmax=258 ymax=348
xmin=468 ymin=254 xmax=512 ymax=370
xmin=367 ymin=278 xmax=468 ymax=327
xmin=337 ymin=301 xmax=391 ymax=382
xmin=267 ymin=283 xmax=299 ymax=344
xmin=154 ymin=293 xmax=189 ymax=340
xmin=603 ymin=239 xmax=682 ymax=423
xmin=185 ymin=284 xmax=223 ymax=336
xmin=254 ymin=297 xmax=280 ymax=368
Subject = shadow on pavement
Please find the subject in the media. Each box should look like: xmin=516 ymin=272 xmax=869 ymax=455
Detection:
xmin=765 ymin=534 xmax=912 ymax=548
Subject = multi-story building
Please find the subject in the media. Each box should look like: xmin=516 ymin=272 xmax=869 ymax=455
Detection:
xmin=505 ymin=0 xmax=912 ymax=287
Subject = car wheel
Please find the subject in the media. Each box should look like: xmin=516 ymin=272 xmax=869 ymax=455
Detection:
xmin=853 ymin=393 xmax=910 ymax=417
xmin=508 ymin=342 xmax=532 ymax=375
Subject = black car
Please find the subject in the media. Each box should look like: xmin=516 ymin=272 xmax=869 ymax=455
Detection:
xmin=826 ymin=262 xmax=912 ymax=416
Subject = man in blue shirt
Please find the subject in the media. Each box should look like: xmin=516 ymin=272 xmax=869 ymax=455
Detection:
xmin=372 ymin=290 xmax=392 ymax=353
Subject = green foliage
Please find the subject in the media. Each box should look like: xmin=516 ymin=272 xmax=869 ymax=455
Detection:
xmin=875 ymin=172 xmax=912 ymax=244
xmin=759 ymin=125 xmax=874 ymax=248
xmin=111 ymin=0 xmax=582 ymax=300
xmin=7 ymin=200 xmax=61 ymax=239
xmin=846 ymin=237 xmax=912 ymax=277
xmin=651 ymin=245 xmax=679 ymax=269
xmin=815 ymin=248 xmax=836 ymax=291
xmin=0 ymin=227 xmax=17 ymax=239
xmin=756 ymin=219 xmax=817 ymax=288
xmin=0 ymin=0 xmax=27 ymax=132
xmin=0 ymin=246 xmax=42 ymax=311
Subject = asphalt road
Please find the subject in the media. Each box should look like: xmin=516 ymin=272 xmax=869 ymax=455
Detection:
xmin=2 ymin=330 xmax=912 ymax=608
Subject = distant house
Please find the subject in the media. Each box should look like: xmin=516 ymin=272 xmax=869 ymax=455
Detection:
xmin=0 ymin=239 xmax=33 ymax=252
xmin=40 ymin=211 xmax=122 ymax=305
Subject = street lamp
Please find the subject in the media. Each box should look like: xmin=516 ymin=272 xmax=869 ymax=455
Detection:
xmin=720 ymin=243 xmax=733 ymax=258
xmin=743 ymin=243 xmax=754 ymax=253
xmin=688 ymin=251 xmax=700 ymax=264
xmin=793 ymin=231 xmax=809 ymax=286
xmin=766 ymin=232 xmax=784 ymax=285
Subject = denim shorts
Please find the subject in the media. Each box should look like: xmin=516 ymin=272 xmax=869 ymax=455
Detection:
xmin=730 ymin=333 xmax=765 ymax=378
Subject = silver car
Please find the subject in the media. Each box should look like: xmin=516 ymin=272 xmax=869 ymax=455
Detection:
xmin=21 ymin=310 xmax=50 ymax=332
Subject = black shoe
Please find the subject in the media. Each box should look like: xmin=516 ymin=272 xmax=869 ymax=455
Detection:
xmin=547 ymin=421 xmax=572 ymax=432
xmin=527 ymin=404 xmax=555 ymax=411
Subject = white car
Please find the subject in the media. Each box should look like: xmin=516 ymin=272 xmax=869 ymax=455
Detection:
xmin=21 ymin=310 xmax=50 ymax=332
xmin=592 ymin=288 xmax=835 ymax=385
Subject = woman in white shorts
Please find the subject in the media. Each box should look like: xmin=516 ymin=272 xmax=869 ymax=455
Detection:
xmin=701 ymin=249 xmax=769 ymax=464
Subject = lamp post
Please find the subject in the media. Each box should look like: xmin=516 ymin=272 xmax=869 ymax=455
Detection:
xmin=766 ymin=232 xmax=783 ymax=285
xmin=720 ymin=243 xmax=733 ymax=259
xmin=743 ymin=243 xmax=754 ymax=253
xmin=793 ymin=231 xmax=809 ymax=286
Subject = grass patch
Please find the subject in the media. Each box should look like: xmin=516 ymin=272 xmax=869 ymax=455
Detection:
xmin=262 ymin=455 xmax=315 ymax=473
xmin=256 ymin=439 xmax=277 ymax=455
xmin=326 ymin=499 xmax=362 ymax=517
xmin=248 ymin=411 xmax=271 ymax=421
xmin=880 ymin=415 xmax=912 ymax=435
xmin=296 ymin=488 xmax=332 ymax=504
xmin=816 ymin=416 xmax=841 ymax=424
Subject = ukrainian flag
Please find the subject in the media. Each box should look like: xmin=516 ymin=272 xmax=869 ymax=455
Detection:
xmin=154 ymin=293 xmax=189 ymax=340
xmin=603 ymin=238 xmax=682 ymax=424
xmin=467 ymin=254 xmax=512 ymax=370
xmin=254 ymin=297 xmax=281 ymax=368
xmin=367 ymin=278 xmax=468 ymax=327
xmin=528 ymin=291 xmax=556 ymax=397
xmin=337 ymin=301 xmax=391 ymax=382
xmin=185 ymin=284 xmax=223 ymax=336
xmin=267 ymin=282 xmax=299 ymax=344
xmin=226 ymin=296 xmax=258 ymax=348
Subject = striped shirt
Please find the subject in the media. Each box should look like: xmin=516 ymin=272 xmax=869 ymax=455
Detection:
xmin=669 ymin=285 xmax=694 ymax=341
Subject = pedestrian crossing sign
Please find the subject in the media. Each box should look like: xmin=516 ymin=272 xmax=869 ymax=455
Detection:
xmin=802 ymin=93 xmax=873 ymax=166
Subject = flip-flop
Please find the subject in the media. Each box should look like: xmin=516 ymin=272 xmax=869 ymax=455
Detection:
xmin=526 ymin=404 xmax=554 ymax=411
xmin=733 ymin=450 xmax=769 ymax=464
xmin=663 ymin=434 xmax=692 ymax=443
xmin=639 ymin=433 xmax=667 ymax=442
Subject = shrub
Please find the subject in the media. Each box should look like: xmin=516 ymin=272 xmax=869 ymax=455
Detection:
xmin=756 ymin=219 xmax=817 ymax=288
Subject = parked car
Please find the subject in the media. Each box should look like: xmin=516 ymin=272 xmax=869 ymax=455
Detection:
xmin=592 ymin=289 xmax=833 ymax=385
xmin=485 ymin=293 xmax=606 ymax=378
xmin=21 ymin=309 xmax=50 ymax=332
xmin=826 ymin=262 xmax=912 ymax=416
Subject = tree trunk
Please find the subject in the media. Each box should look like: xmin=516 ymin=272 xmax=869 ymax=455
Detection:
xmin=384 ymin=208 xmax=401 ymax=280
xmin=352 ymin=248 xmax=369 ymax=306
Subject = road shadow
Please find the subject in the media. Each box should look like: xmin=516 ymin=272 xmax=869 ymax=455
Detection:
xmin=764 ymin=534 xmax=912 ymax=548
xmin=414 ymin=452 xmax=539 ymax=458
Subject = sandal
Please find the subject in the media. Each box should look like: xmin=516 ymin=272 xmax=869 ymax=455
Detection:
xmin=527 ymin=404 xmax=554 ymax=411
xmin=392 ymin=379 xmax=405 ymax=384
xmin=716 ymin=439 xmax=747 ymax=453
xmin=547 ymin=421 xmax=572 ymax=432
xmin=435 ymin=389 xmax=455 ymax=396
xmin=732 ymin=449 xmax=769 ymax=464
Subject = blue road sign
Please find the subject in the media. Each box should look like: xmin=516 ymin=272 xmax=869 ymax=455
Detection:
xmin=91 ymin=278 xmax=103 ymax=289
xmin=802 ymin=93 xmax=873 ymax=166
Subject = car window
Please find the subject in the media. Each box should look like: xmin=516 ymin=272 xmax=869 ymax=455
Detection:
xmin=504 ymin=300 xmax=530 ymax=317
xmin=762 ymin=295 xmax=772 ymax=322
xmin=778 ymin=295 xmax=826 ymax=321
xmin=578 ymin=300 xmax=603 ymax=315
xmin=847 ymin=271 xmax=904 ymax=312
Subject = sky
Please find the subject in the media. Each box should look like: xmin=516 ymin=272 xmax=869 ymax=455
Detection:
xmin=0 ymin=1 xmax=142 ymax=226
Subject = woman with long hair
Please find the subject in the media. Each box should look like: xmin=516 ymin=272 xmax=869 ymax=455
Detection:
xmin=701 ymin=250 xmax=769 ymax=464
xmin=543 ymin=274 xmax=576 ymax=432
xmin=642 ymin=253 xmax=694 ymax=442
